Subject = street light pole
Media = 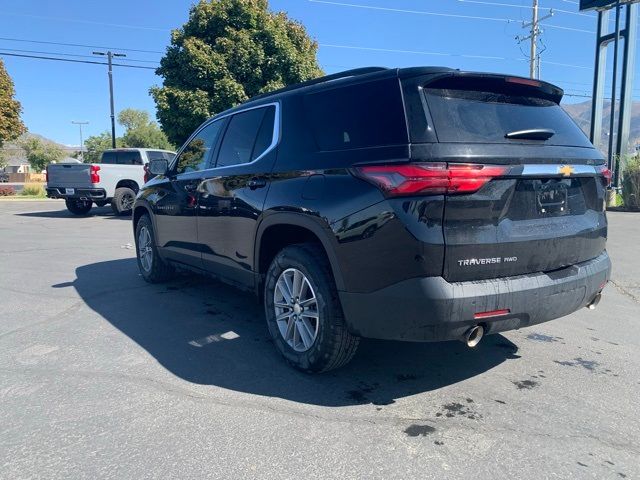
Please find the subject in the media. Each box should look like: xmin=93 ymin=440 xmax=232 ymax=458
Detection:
xmin=92 ymin=51 xmax=126 ymax=148
xmin=71 ymin=121 xmax=89 ymax=161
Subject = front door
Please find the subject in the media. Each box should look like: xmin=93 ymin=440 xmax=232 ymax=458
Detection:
xmin=197 ymin=104 xmax=278 ymax=287
xmin=153 ymin=119 xmax=226 ymax=268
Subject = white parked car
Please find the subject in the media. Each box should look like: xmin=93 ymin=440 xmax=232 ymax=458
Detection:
xmin=46 ymin=148 xmax=175 ymax=215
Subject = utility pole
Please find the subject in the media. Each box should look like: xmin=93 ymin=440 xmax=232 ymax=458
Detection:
xmin=516 ymin=1 xmax=553 ymax=79
xmin=530 ymin=0 xmax=539 ymax=79
xmin=92 ymin=51 xmax=126 ymax=148
xmin=71 ymin=121 xmax=89 ymax=161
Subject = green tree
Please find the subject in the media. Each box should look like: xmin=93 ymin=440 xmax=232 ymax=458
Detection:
xmin=20 ymin=137 xmax=65 ymax=172
xmin=82 ymin=109 xmax=172 ymax=163
xmin=83 ymin=132 xmax=121 ymax=163
xmin=151 ymin=0 xmax=323 ymax=145
xmin=0 ymin=59 xmax=26 ymax=148
xmin=118 ymin=108 xmax=173 ymax=150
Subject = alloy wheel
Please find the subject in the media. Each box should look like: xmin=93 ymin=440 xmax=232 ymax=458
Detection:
xmin=273 ymin=268 xmax=320 ymax=352
xmin=138 ymin=226 xmax=153 ymax=272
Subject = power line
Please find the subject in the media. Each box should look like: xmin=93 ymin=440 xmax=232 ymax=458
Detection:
xmin=0 ymin=36 xmax=164 ymax=54
xmin=0 ymin=47 xmax=159 ymax=64
xmin=308 ymin=0 xmax=519 ymax=22
xmin=0 ymin=51 xmax=157 ymax=70
xmin=317 ymin=43 xmax=594 ymax=69
xmin=308 ymin=0 xmax=595 ymax=33
xmin=0 ymin=11 xmax=169 ymax=32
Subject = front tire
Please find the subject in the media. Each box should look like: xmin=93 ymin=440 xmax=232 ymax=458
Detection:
xmin=111 ymin=187 xmax=136 ymax=216
xmin=135 ymin=214 xmax=173 ymax=283
xmin=264 ymin=243 xmax=360 ymax=373
xmin=65 ymin=198 xmax=92 ymax=215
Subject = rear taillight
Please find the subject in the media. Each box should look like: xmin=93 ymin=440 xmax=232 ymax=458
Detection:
xmin=45 ymin=167 xmax=48 ymax=183
xmin=596 ymin=165 xmax=612 ymax=187
xmin=353 ymin=163 xmax=509 ymax=197
xmin=90 ymin=165 xmax=100 ymax=184
xmin=143 ymin=164 xmax=150 ymax=183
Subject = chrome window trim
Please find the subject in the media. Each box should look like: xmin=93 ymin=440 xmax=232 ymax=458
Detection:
xmin=521 ymin=164 xmax=600 ymax=176
xmin=170 ymin=101 xmax=280 ymax=175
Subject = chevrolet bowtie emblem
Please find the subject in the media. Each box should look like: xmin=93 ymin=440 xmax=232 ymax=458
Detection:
xmin=558 ymin=165 xmax=574 ymax=176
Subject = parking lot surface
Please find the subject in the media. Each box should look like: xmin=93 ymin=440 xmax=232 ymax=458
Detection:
xmin=1 ymin=200 xmax=639 ymax=479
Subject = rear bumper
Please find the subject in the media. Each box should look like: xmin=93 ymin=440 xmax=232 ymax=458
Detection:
xmin=339 ymin=252 xmax=611 ymax=342
xmin=46 ymin=187 xmax=106 ymax=200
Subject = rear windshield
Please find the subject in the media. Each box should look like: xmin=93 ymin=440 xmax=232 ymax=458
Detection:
xmin=424 ymin=89 xmax=591 ymax=147
xmin=304 ymin=78 xmax=407 ymax=151
xmin=100 ymin=151 xmax=143 ymax=165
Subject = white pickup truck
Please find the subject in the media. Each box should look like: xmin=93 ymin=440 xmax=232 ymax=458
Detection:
xmin=46 ymin=148 xmax=175 ymax=215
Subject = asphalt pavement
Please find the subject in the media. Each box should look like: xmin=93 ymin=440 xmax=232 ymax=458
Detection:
xmin=0 ymin=200 xmax=638 ymax=479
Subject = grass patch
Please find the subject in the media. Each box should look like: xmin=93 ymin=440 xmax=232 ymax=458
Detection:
xmin=20 ymin=182 xmax=46 ymax=197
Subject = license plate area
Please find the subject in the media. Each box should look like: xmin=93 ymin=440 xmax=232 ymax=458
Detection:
xmin=65 ymin=188 xmax=75 ymax=195
xmin=535 ymin=180 xmax=568 ymax=215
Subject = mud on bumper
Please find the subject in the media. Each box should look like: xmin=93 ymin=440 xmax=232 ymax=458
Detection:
xmin=339 ymin=252 xmax=611 ymax=342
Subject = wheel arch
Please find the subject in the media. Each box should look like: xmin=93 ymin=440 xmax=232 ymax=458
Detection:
xmin=255 ymin=213 xmax=345 ymax=292
xmin=115 ymin=179 xmax=140 ymax=192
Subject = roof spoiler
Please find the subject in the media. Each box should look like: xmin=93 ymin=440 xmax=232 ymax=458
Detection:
xmin=419 ymin=72 xmax=564 ymax=104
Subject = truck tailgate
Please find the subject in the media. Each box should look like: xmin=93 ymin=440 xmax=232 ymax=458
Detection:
xmin=47 ymin=164 xmax=93 ymax=188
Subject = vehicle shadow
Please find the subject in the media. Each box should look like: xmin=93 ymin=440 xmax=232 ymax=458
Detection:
xmin=57 ymin=258 xmax=521 ymax=407
xmin=16 ymin=206 xmax=129 ymax=219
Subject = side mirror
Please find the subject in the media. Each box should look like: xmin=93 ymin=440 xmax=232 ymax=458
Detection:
xmin=148 ymin=159 xmax=169 ymax=176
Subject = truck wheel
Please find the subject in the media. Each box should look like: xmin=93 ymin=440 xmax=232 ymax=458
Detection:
xmin=65 ymin=198 xmax=92 ymax=216
xmin=135 ymin=214 xmax=173 ymax=283
xmin=264 ymin=243 xmax=360 ymax=373
xmin=111 ymin=187 xmax=136 ymax=216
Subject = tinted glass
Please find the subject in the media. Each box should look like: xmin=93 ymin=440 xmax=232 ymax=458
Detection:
xmin=424 ymin=89 xmax=591 ymax=147
xmin=175 ymin=120 xmax=224 ymax=174
xmin=251 ymin=106 xmax=276 ymax=161
xmin=100 ymin=151 xmax=143 ymax=165
xmin=303 ymin=78 xmax=407 ymax=151
xmin=217 ymin=108 xmax=267 ymax=168
xmin=147 ymin=150 xmax=173 ymax=162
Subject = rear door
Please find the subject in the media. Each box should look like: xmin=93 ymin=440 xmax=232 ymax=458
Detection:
xmin=411 ymin=74 xmax=608 ymax=281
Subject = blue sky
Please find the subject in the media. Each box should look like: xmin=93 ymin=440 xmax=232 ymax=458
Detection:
xmin=0 ymin=0 xmax=632 ymax=145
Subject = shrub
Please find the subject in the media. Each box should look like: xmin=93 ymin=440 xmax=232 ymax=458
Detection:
xmin=21 ymin=182 xmax=45 ymax=197
xmin=0 ymin=185 xmax=16 ymax=196
xmin=621 ymin=157 xmax=640 ymax=210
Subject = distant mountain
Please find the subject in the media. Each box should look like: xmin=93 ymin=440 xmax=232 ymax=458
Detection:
xmin=0 ymin=133 xmax=72 ymax=167
xmin=562 ymin=100 xmax=640 ymax=154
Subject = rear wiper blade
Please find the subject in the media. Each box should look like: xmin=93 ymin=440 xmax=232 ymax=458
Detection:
xmin=505 ymin=128 xmax=555 ymax=140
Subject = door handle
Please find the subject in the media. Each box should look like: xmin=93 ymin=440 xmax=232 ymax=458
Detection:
xmin=247 ymin=177 xmax=267 ymax=190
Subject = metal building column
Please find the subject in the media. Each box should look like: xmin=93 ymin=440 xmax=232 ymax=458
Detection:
xmin=615 ymin=3 xmax=638 ymax=186
xmin=590 ymin=10 xmax=611 ymax=150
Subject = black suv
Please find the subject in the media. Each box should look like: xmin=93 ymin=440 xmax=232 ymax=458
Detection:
xmin=133 ymin=67 xmax=611 ymax=372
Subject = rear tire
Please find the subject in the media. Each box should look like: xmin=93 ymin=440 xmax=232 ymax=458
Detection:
xmin=65 ymin=198 xmax=92 ymax=215
xmin=264 ymin=243 xmax=360 ymax=373
xmin=111 ymin=187 xmax=136 ymax=216
xmin=135 ymin=214 xmax=173 ymax=283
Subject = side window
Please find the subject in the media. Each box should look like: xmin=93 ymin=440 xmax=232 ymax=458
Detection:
xmin=251 ymin=106 xmax=276 ymax=161
xmin=303 ymin=78 xmax=407 ymax=151
xmin=175 ymin=120 xmax=224 ymax=174
xmin=147 ymin=151 xmax=167 ymax=162
xmin=118 ymin=151 xmax=143 ymax=165
xmin=100 ymin=151 xmax=117 ymax=164
xmin=99 ymin=151 xmax=142 ymax=165
xmin=216 ymin=107 xmax=270 ymax=168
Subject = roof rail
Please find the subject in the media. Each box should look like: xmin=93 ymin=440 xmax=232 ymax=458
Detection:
xmin=249 ymin=67 xmax=389 ymax=102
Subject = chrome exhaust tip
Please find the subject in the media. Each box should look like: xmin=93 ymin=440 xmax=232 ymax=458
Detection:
xmin=464 ymin=325 xmax=484 ymax=348
xmin=587 ymin=292 xmax=602 ymax=310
